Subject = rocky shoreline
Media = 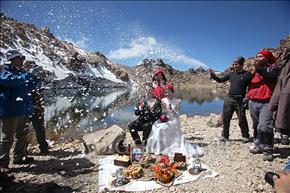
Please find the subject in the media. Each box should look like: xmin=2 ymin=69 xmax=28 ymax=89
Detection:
xmin=2 ymin=112 xmax=289 ymax=193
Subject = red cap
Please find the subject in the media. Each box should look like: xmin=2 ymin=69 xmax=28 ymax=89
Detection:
xmin=257 ymin=50 xmax=276 ymax=64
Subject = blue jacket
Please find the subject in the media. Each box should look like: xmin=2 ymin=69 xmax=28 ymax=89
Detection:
xmin=0 ymin=64 xmax=34 ymax=118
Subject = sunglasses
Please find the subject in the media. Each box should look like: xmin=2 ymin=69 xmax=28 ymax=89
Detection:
xmin=256 ymin=54 xmax=265 ymax=58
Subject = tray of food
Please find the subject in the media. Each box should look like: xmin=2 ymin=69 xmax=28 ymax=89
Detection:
xmin=123 ymin=164 xmax=144 ymax=179
xmin=152 ymin=166 xmax=182 ymax=186
xmin=140 ymin=154 xmax=157 ymax=168
xmin=114 ymin=155 xmax=131 ymax=167
xmin=151 ymin=155 xmax=182 ymax=186
xmin=135 ymin=168 xmax=156 ymax=181
xmin=174 ymin=161 xmax=187 ymax=170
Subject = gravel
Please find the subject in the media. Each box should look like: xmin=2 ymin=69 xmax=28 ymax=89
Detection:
xmin=2 ymin=112 xmax=289 ymax=193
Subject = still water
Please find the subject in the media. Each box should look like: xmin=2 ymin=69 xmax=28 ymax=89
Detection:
xmin=37 ymin=87 xmax=225 ymax=139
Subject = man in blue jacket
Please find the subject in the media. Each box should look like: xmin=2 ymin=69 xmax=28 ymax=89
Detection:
xmin=0 ymin=50 xmax=34 ymax=171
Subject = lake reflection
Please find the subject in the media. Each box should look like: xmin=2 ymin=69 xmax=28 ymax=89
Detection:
xmin=40 ymin=87 xmax=225 ymax=138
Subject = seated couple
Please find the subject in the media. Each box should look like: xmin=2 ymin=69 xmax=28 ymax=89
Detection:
xmin=128 ymin=83 xmax=203 ymax=157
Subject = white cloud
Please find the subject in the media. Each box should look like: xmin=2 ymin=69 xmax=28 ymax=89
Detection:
xmin=173 ymin=54 xmax=207 ymax=68
xmin=108 ymin=36 xmax=207 ymax=69
xmin=108 ymin=37 xmax=157 ymax=59
xmin=63 ymin=36 xmax=89 ymax=50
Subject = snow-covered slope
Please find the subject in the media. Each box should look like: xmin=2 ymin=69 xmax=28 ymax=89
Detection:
xmin=0 ymin=13 xmax=130 ymax=88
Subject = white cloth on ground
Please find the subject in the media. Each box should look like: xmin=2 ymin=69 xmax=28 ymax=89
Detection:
xmin=146 ymin=97 xmax=204 ymax=156
xmin=98 ymin=155 xmax=218 ymax=192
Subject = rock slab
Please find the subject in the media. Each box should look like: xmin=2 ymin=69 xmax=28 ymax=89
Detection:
xmin=83 ymin=124 xmax=126 ymax=155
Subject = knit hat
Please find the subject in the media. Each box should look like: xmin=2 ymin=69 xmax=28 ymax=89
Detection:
xmin=6 ymin=50 xmax=24 ymax=61
xmin=257 ymin=50 xmax=276 ymax=64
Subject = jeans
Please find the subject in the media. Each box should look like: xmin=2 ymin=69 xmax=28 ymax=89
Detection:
xmin=31 ymin=113 xmax=48 ymax=151
xmin=249 ymin=100 xmax=274 ymax=152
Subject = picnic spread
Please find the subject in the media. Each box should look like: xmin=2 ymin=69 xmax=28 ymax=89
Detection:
xmin=99 ymin=151 xmax=218 ymax=192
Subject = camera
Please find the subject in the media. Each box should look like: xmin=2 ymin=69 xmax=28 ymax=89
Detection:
xmin=265 ymin=172 xmax=279 ymax=187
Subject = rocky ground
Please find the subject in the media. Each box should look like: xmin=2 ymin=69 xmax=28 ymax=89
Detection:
xmin=1 ymin=112 xmax=289 ymax=193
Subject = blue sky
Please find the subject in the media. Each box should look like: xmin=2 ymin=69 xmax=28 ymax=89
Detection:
xmin=1 ymin=1 xmax=289 ymax=71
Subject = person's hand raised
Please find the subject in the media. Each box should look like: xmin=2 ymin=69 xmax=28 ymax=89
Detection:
xmin=208 ymin=68 xmax=214 ymax=79
xmin=253 ymin=59 xmax=262 ymax=69
xmin=248 ymin=66 xmax=257 ymax=74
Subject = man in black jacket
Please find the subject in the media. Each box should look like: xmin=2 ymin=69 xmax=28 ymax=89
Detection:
xmin=128 ymin=83 xmax=162 ymax=146
xmin=210 ymin=56 xmax=253 ymax=143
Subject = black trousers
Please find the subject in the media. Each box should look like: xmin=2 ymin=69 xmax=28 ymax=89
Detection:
xmin=128 ymin=118 xmax=155 ymax=144
xmin=31 ymin=113 xmax=48 ymax=151
xmin=222 ymin=99 xmax=250 ymax=139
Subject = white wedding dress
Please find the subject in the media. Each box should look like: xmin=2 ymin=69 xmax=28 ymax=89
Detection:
xmin=146 ymin=97 xmax=203 ymax=157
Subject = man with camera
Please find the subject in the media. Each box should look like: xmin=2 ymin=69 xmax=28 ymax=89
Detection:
xmin=247 ymin=50 xmax=279 ymax=162
xmin=265 ymin=166 xmax=290 ymax=193
xmin=0 ymin=50 xmax=34 ymax=171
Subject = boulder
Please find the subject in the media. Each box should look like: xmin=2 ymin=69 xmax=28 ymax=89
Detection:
xmin=207 ymin=113 xmax=223 ymax=127
xmin=83 ymin=125 xmax=126 ymax=155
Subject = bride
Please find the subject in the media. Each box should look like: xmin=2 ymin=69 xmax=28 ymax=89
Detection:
xmin=146 ymin=83 xmax=203 ymax=157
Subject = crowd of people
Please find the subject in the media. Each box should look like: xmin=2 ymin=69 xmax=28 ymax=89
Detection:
xmin=128 ymin=50 xmax=289 ymax=191
xmin=0 ymin=49 xmax=289 ymax=191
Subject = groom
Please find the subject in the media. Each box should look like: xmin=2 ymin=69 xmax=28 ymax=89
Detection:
xmin=128 ymin=83 xmax=163 ymax=146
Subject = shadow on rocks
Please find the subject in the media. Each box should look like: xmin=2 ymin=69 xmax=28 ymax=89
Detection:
xmin=186 ymin=136 xmax=204 ymax=141
xmin=30 ymin=149 xmax=84 ymax=159
xmin=10 ymin=157 xmax=96 ymax=177
xmin=195 ymin=142 xmax=209 ymax=147
xmin=1 ymin=181 xmax=77 ymax=193
xmin=228 ymin=139 xmax=243 ymax=143
xmin=186 ymin=137 xmax=209 ymax=147
xmin=274 ymin=147 xmax=290 ymax=159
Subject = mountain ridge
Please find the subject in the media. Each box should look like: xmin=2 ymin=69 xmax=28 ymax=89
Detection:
xmin=1 ymin=13 xmax=289 ymax=90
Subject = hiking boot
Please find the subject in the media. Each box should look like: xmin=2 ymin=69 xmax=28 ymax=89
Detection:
xmin=219 ymin=137 xmax=229 ymax=142
xmin=263 ymin=152 xmax=274 ymax=162
xmin=242 ymin=137 xmax=250 ymax=143
xmin=13 ymin=157 xmax=34 ymax=165
xmin=281 ymin=138 xmax=290 ymax=145
xmin=249 ymin=146 xmax=263 ymax=154
xmin=0 ymin=165 xmax=10 ymax=173
xmin=40 ymin=148 xmax=49 ymax=155
xmin=0 ymin=171 xmax=15 ymax=184
xmin=142 ymin=140 xmax=147 ymax=147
